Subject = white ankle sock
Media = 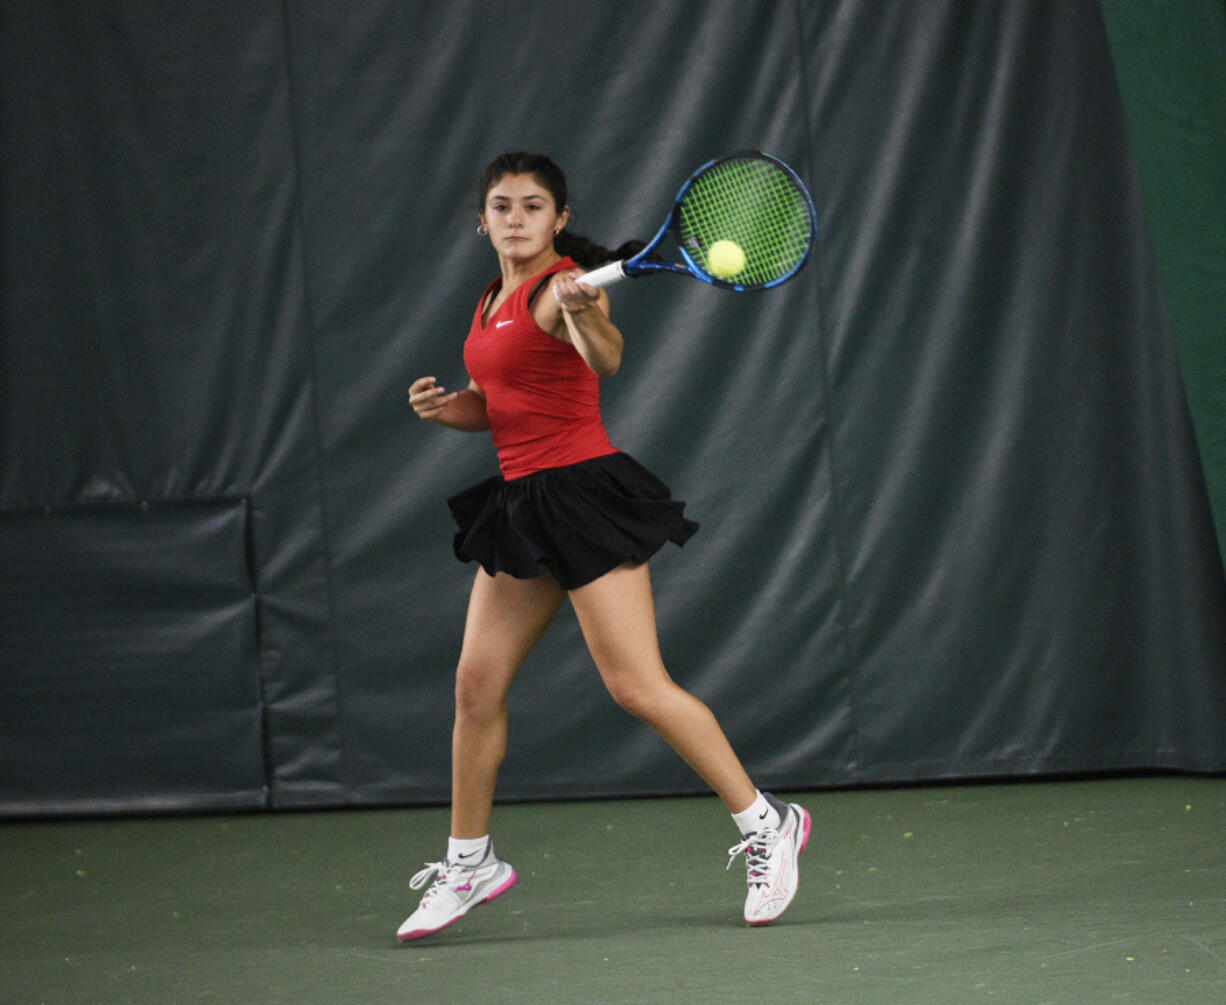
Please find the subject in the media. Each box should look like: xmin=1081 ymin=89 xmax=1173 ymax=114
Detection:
xmin=732 ymin=791 xmax=781 ymax=835
xmin=447 ymin=835 xmax=489 ymax=864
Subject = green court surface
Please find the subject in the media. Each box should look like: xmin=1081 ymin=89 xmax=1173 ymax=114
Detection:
xmin=3 ymin=776 xmax=1224 ymax=1003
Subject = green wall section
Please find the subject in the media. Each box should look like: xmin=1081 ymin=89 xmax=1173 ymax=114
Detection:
xmin=1102 ymin=0 xmax=1226 ymax=566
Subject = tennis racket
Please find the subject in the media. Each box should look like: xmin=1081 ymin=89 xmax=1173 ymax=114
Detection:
xmin=578 ymin=150 xmax=817 ymax=293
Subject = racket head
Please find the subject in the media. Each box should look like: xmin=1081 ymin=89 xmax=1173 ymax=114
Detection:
xmin=666 ymin=151 xmax=817 ymax=291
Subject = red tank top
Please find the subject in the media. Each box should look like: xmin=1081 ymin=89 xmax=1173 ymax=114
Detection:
xmin=464 ymin=257 xmax=618 ymax=480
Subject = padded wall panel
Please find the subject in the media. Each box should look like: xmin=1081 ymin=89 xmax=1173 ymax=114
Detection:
xmin=0 ymin=1 xmax=1223 ymax=815
xmin=0 ymin=500 xmax=265 ymax=814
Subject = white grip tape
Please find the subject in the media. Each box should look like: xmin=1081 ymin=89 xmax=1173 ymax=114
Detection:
xmin=577 ymin=260 xmax=628 ymax=290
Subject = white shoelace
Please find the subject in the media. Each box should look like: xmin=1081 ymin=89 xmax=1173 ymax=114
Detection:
xmin=726 ymin=829 xmax=782 ymax=886
xmin=409 ymin=860 xmax=464 ymax=896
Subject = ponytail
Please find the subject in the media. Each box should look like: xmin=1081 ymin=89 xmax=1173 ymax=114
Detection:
xmin=554 ymin=233 xmax=646 ymax=271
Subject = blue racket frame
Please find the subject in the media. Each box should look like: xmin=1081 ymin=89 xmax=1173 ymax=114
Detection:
xmin=581 ymin=150 xmax=818 ymax=293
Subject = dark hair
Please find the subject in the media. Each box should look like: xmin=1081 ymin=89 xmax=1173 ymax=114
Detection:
xmin=477 ymin=151 xmax=645 ymax=270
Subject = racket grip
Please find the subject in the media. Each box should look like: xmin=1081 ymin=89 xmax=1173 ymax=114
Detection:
xmin=578 ymin=260 xmax=628 ymax=289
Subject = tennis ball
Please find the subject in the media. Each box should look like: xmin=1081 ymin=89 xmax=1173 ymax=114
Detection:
xmin=707 ymin=239 xmax=746 ymax=279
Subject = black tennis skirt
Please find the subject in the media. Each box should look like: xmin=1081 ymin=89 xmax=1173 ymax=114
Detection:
xmin=447 ymin=451 xmax=699 ymax=590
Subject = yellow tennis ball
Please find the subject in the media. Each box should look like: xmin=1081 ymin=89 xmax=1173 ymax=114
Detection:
xmin=707 ymin=239 xmax=746 ymax=279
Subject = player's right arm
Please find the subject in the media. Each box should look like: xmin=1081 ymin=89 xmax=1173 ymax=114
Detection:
xmin=408 ymin=376 xmax=490 ymax=431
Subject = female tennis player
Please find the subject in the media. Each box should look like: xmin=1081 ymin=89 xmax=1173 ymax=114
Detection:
xmin=398 ymin=152 xmax=809 ymax=941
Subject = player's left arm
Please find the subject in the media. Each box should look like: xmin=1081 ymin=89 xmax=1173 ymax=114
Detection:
xmin=542 ymin=271 xmax=623 ymax=377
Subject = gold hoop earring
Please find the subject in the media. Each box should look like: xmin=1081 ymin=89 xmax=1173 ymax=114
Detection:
xmin=476 ymin=223 xmax=488 ymax=236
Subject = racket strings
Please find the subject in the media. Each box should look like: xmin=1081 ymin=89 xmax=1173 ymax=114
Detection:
xmin=677 ymin=157 xmax=814 ymax=287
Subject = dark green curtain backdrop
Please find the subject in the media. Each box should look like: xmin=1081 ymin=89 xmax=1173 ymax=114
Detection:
xmin=1101 ymin=0 xmax=1226 ymax=570
xmin=2 ymin=1 xmax=1224 ymax=815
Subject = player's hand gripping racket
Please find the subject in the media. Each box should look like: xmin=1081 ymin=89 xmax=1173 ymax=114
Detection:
xmin=578 ymin=150 xmax=817 ymax=293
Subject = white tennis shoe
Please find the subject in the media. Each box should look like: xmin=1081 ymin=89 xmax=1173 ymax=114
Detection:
xmin=396 ymin=841 xmax=517 ymax=942
xmin=727 ymin=797 xmax=811 ymax=925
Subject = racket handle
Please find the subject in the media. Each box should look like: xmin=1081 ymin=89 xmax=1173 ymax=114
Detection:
xmin=577 ymin=260 xmax=628 ymax=289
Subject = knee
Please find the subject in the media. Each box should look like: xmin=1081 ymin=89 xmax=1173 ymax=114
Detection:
xmin=454 ymin=659 xmax=510 ymax=723
xmin=602 ymin=670 xmax=669 ymax=723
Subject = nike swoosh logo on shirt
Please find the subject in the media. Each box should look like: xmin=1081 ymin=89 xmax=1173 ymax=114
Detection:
xmin=495 ymin=319 xmax=513 ymax=328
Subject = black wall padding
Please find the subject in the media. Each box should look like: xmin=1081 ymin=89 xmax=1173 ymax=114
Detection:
xmin=0 ymin=500 xmax=265 ymax=814
xmin=1 ymin=0 xmax=1223 ymax=815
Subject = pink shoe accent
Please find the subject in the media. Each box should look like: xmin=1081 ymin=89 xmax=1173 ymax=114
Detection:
xmin=483 ymin=868 xmax=518 ymax=903
xmin=799 ymin=806 xmax=812 ymax=852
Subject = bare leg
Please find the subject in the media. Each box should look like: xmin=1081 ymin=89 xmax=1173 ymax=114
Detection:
xmin=451 ymin=569 xmax=565 ymax=838
xmin=568 ymin=562 xmax=757 ymax=814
